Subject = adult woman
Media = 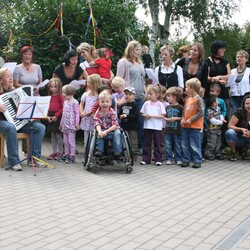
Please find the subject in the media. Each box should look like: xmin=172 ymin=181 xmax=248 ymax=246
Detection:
xmin=225 ymin=95 xmax=250 ymax=161
xmin=206 ymin=40 xmax=231 ymax=107
xmin=228 ymin=50 xmax=250 ymax=115
xmin=155 ymin=44 xmax=184 ymax=90
xmin=77 ymin=42 xmax=113 ymax=84
xmin=13 ymin=46 xmax=43 ymax=93
xmin=53 ymin=49 xmax=88 ymax=85
xmin=116 ymin=40 xmax=146 ymax=151
xmin=0 ymin=68 xmax=45 ymax=170
xmin=177 ymin=42 xmax=208 ymax=97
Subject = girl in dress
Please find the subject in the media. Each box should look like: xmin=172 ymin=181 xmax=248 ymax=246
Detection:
xmin=46 ymin=78 xmax=64 ymax=160
xmin=80 ymin=74 xmax=102 ymax=152
xmin=59 ymin=85 xmax=80 ymax=164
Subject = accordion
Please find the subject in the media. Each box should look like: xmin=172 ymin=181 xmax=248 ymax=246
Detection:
xmin=0 ymin=86 xmax=33 ymax=130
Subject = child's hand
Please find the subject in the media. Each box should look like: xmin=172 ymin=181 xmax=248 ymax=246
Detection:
xmin=47 ymin=116 xmax=53 ymax=122
xmin=120 ymin=114 xmax=127 ymax=119
xmin=168 ymin=117 xmax=176 ymax=123
xmin=76 ymin=125 xmax=80 ymax=130
xmin=222 ymin=119 xmax=227 ymax=123
xmin=185 ymin=118 xmax=192 ymax=125
xmin=52 ymin=116 xmax=57 ymax=122
xmin=80 ymin=112 xmax=85 ymax=118
xmin=145 ymin=114 xmax=151 ymax=119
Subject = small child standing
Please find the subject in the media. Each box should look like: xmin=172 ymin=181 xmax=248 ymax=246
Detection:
xmin=119 ymin=86 xmax=138 ymax=161
xmin=80 ymin=74 xmax=102 ymax=150
xmin=46 ymin=78 xmax=64 ymax=160
xmin=140 ymin=85 xmax=166 ymax=166
xmin=111 ymin=76 xmax=126 ymax=113
xmin=205 ymin=95 xmax=226 ymax=160
xmin=93 ymin=91 xmax=122 ymax=156
xmin=164 ymin=87 xmax=183 ymax=165
xmin=60 ymin=85 xmax=80 ymax=164
xmin=181 ymin=78 xmax=205 ymax=168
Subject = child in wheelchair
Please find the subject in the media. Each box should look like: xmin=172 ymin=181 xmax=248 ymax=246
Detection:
xmin=93 ymin=90 xmax=122 ymax=158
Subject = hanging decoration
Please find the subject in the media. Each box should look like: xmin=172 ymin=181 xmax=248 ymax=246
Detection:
xmin=1 ymin=30 xmax=14 ymax=61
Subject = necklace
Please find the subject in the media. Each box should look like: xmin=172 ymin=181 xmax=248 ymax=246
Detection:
xmin=237 ymin=67 xmax=246 ymax=74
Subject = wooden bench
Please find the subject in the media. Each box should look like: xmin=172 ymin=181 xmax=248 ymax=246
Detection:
xmin=0 ymin=133 xmax=30 ymax=168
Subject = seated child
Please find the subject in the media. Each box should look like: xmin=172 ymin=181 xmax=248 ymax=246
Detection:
xmin=93 ymin=91 xmax=122 ymax=157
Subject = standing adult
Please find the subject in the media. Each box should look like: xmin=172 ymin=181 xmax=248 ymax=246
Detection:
xmin=53 ymin=49 xmax=88 ymax=85
xmin=177 ymin=42 xmax=208 ymax=97
xmin=13 ymin=46 xmax=43 ymax=94
xmin=228 ymin=50 xmax=250 ymax=115
xmin=77 ymin=42 xmax=113 ymax=84
xmin=155 ymin=44 xmax=184 ymax=90
xmin=0 ymin=68 xmax=45 ymax=170
xmin=206 ymin=40 xmax=231 ymax=112
xmin=116 ymin=40 xmax=146 ymax=152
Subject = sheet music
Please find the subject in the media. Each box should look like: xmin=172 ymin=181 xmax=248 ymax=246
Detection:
xmin=70 ymin=79 xmax=86 ymax=90
xmin=16 ymin=96 xmax=51 ymax=119
xmin=145 ymin=68 xmax=159 ymax=84
xmin=35 ymin=79 xmax=49 ymax=90
xmin=2 ymin=62 xmax=17 ymax=74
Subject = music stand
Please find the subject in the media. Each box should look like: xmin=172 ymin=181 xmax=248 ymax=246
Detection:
xmin=6 ymin=96 xmax=54 ymax=175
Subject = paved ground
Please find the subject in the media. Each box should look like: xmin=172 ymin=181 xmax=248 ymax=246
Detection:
xmin=0 ymin=139 xmax=249 ymax=250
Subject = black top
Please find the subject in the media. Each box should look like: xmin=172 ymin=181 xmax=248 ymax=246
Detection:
xmin=177 ymin=58 xmax=208 ymax=96
xmin=53 ymin=63 xmax=84 ymax=85
xmin=119 ymin=101 xmax=138 ymax=131
xmin=233 ymin=108 xmax=249 ymax=135
xmin=142 ymin=54 xmax=153 ymax=68
xmin=205 ymin=57 xmax=229 ymax=99
xmin=158 ymin=64 xmax=178 ymax=89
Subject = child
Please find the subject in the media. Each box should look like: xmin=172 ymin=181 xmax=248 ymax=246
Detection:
xmin=205 ymin=95 xmax=226 ymax=160
xmin=142 ymin=45 xmax=153 ymax=69
xmin=111 ymin=76 xmax=126 ymax=113
xmin=90 ymin=48 xmax=112 ymax=80
xmin=119 ymin=86 xmax=138 ymax=161
xmin=181 ymin=78 xmax=205 ymax=168
xmin=46 ymin=78 xmax=64 ymax=160
xmin=59 ymin=85 xmax=80 ymax=164
xmin=140 ymin=85 xmax=166 ymax=166
xmin=93 ymin=91 xmax=122 ymax=157
xmin=80 ymin=74 xmax=102 ymax=150
xmin=198 ymin=87 xmax=205 ymax=99
xmin=164 ymin=87 xmax=183 ymax=165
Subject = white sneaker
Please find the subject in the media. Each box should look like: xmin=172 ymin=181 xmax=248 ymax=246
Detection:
xmin=155 ymin=162 xmax=162 ymax=166
xmin=176 ymin=161 xmax=182 ymax=165
xmin=12 ymin=164 xmax=22 ymax=171
xmin=140 ymin=161 xmax=147 ymax=165
xmin=28 ymin=159 xmax=46 ymax=168
xmin=166 ymin=160 xmax=172 ymax=165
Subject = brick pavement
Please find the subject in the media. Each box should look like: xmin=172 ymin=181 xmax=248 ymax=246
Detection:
xmin=0 ymin=139 xmax=249 ymax=250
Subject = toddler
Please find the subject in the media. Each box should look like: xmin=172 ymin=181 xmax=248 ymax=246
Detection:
xmin=111 ymin=76 xmax=126 ymax=113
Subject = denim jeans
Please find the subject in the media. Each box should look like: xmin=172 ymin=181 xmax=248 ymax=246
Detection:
xmin=96 ymin=130 xmax=122 ymax=153
xmin=182 ymin=128 xmax=202 ymax=164
xmin=165 ymin=133 xmax=182 ymax=162
xmin=225 ymin=129 xmax=250 ymax=149
xmin=230 ymin=96 xmax=244 ymax=116
xmin=0 ymin=120 xmax=45 ymax=166
xmin=135 ymin=98 xmax=144 ymax=149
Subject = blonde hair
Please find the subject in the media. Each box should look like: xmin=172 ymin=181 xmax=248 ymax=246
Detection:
xmin=236 ymin=50 xmax=249 ymax=60
xmin=77 ymin=42 xmax=97 ymax=58
xmin=186 ymin=78 xmax=201 ymax=93
xmin=0 ymin=67 xmax=15 ymax=93
xmin=124 ymin=40 xmax=141 ymax=63
xmin=111 ymin=76 xmax=125 ymax=88
xmin=47 ymin=78 xmax=63 ymax=96
xmin=191 ymin=42 xmax=205 ymax=61
xmin=99 ymin=90 xmax=111 ymax=100
xmin=62 ymin=84 xmax=76 ymax=96
xmin=166 ymin=87 xmax=183 ymax=102
xmin=160 ymin=44 xmax=175 ymax=58
xmin=198 ymin=87 xmax=205 ymax=98
xmin=147 ymin=84 xmax=161 ymax=95
xmin=88 ymin=74 xmax=102 ymax=93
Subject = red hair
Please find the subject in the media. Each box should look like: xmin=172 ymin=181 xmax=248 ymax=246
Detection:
xmin=20 ymin=46 xmax=34 ymax=56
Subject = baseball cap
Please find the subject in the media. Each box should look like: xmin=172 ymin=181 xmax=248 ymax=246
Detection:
xmin=124 ymin=86 xmax=136 ymax=95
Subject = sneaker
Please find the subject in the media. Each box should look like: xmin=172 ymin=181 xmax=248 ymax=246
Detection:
xmin=66 ymin=156 xmax=75 ymax=164
xmin=140 ymin=161 xmax=147 ymax=165
xmin=166 ymin=160 xmax=172 ymax=165
xmin=47 ymin=152 xmax=57 ymax=160
xmin=192 ymin=163 xmax=201 ymax=168
xmin=155 ymin=162 xmax=162 ymax=166
xmin=54 ymin=152 xmax=63 ymax=161
xmin=94 ymin=151 xmax=104 ymax=157
xmin=176 ymin=161 xmax=182 ymax=165
xmin=28 ymin=159 xmax=46 ymax=168
xmin=12 ymin=164 xmax=22 ymax=171
xmin=181 ymin=162 xmax=190 ymax=168
xmin=57 ymin=155 xmax=68 ymax=162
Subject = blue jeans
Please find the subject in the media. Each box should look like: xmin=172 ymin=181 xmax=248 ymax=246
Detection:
xmin=225 ymin=129 xmax=250 ymax=149
xmin=0 ymin=120 xmax=45 ymax=166
xmin=135 ymin=98 xmax=144 ymax=149
xmin=182 ymin=128 xmax=202 ymax=164
xmin=165 ymin=133 xmax=182 ymax=162
xmin=96 ymin=130 xmax=122 ymax=153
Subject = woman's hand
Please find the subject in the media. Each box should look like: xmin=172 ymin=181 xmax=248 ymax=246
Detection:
xmin=0 ymin=104 xmax=7 ymax=112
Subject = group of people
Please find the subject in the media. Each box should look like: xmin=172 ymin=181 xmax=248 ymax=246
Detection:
xmin=0 ymin=39 xmax=249 ymax=171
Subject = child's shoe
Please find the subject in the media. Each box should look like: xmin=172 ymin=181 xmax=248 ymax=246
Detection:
xmin=166 ymin=160 xmax=172 ymax=165
xmin=47 ymin=152 xmax=57 ymax=160
xmin=155 ymin=162 xmax=162 ymax=166
xmin=66 ymin=156 xmax=75 ymax=164
xmin=176 ymin=161 xmax=182 ymax=165
xmin=57 ymin=155 xmax=68 ymax=162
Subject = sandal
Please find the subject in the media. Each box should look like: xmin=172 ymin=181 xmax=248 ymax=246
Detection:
xmin=230 ymin=152 xmax=237 ymax=162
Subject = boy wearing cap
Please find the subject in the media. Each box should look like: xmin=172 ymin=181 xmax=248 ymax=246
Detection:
xmin=119 ymin=86 xmax=139 ymax=161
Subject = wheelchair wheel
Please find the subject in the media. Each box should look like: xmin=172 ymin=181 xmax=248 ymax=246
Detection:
xmin=84 ymin=130 xmax=97 ymax=171
xmin=122 ymin=130 xmax=134 ymax=172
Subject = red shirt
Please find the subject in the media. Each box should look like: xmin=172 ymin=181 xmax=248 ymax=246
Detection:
xmin=49 ymin=95 xmax=64 ymax=118
xmin=95 ymin=58 xmax=112 ymax=79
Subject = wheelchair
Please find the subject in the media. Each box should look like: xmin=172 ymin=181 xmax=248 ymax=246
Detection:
xmin=84 ymin=129 xmax=134 ymax=174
